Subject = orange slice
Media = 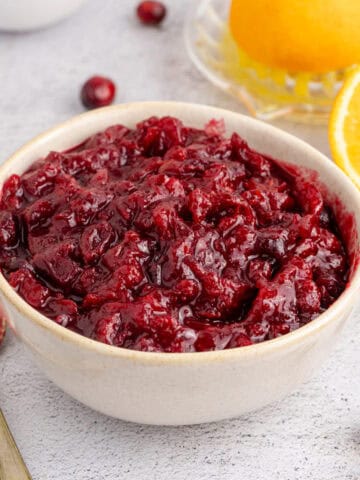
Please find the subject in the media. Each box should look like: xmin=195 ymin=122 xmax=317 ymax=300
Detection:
xmin=329 ymin=67 xmax=360 ymax=189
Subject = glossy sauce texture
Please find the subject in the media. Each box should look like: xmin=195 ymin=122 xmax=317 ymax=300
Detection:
xmin=0 ymin=117 xmax=349 ymax=352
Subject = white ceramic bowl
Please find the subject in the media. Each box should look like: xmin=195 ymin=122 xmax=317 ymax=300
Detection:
xmin=1 ymin=102 xmax=360 ymax=425
xmin=0 ymin=0 xmax=88 ymax=31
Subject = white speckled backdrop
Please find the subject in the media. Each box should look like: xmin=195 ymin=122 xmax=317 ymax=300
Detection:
xmin=0 ymin=1 xmax=359 ymax=479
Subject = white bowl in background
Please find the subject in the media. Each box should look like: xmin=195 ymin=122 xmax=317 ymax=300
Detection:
xmin=0 ymin=0 xmax=88 ymax=32
xmin=1 ymin=102 xmax=359 ymax=425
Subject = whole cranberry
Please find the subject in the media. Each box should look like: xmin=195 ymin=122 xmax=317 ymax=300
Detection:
xmin=136 ymin=1 xmax=166 ymax=25
xmin=81 ymin=76 xmax=116 ymax=110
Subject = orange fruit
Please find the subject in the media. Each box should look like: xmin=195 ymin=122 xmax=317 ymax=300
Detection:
xmin=329 ymin=66 xmax=360 ymax=189
xmin=229 ymin=0 xmax=360 ymax=73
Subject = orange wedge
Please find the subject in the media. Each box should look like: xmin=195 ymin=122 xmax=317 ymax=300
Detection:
xmin=329 ymin=67 xmax=360 ymax=189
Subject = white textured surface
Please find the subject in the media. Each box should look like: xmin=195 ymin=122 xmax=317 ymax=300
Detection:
xmin=0 ymin=1 xmax=359 ymax=478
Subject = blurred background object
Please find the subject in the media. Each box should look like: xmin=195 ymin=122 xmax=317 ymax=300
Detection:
xmin=0 ymin=0 xmax=88 ymax=32
xmin=186 ymin=0 xmax=360 ymax=123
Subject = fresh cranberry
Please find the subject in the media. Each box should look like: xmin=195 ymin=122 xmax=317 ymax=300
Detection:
xmin=0 ymin=116 xmax=350 ymax=353
xmin=80 ymin=76 xmax=116 ymax=110
xmin=136 ymin=1 xmax=166 ymax=25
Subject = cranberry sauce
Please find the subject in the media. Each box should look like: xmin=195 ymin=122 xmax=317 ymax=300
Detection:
xmin=0 ymin=117 xmax=349 ymax=352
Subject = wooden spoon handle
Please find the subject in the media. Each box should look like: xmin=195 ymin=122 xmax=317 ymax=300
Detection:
xmin=0 ymin=408 xmax=32 ymax=480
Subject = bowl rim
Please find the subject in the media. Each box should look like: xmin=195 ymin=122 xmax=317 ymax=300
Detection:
xmin=1 ymin=100 xmax=360 ymax=365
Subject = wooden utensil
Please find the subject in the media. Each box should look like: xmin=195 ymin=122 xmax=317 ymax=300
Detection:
xmin=0 ymin=408 xmax=32 ymax=479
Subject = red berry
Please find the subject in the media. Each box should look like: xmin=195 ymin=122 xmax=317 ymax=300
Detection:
xmin=137 ymin=1 xmax=166 ymax=25
xmin=81 ymin=76 xmax=116 ymax=110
